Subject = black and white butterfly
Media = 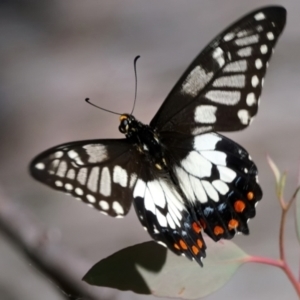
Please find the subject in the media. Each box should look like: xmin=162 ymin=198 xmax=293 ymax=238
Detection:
xmin=30 ymin=6 xmax=286 ymax=266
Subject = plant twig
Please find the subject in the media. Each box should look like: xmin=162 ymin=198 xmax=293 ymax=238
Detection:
xmin=247 ymin=183 xmax=300 ymax=297
xmin=246 ymin=256 xmax=283 ymax=268
xmin=280 ymin=187 xmax=300 ymax=261
xmin=248 ymin=254 xmax=300 ymax=297
xmin=278 ymin=188 xmax=300 ymax=297
xmin=279 ymin=196 xmax=287 ymax=261
xmin=0 ymin=189 xmax=103 ymax=300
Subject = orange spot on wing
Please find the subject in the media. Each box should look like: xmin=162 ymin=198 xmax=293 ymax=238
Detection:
xmin=247 ymin=191 xmax=254 ymax=200
xmin=192 ymin=245 xmax=199 ymax=255
xmin=228 ymin=219 xmax=239 ymax=230
xmin=197 ymin=239 xmax=203 ymax=248
xmin=192 ymin=222 xmax=201 ymax=233
xmin=234 ymin=200 xmax=246 ymax=213
xmin=174 ymin=243 xmax=180 ymax=250
xmin=214 ymin=225 xmax=224 ymax=236
xmin=179 ymin=239 xmax=188 ymax=250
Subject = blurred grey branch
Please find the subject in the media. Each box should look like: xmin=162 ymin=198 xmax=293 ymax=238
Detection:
xmin=0 ymin=190 xmax=102 ymax=300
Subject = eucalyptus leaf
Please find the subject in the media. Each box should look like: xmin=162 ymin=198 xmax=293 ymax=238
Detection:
xmin=83 ymin=238 xmax=248 ymax=299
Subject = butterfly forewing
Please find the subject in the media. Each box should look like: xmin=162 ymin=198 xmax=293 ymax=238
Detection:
xmin=30 ymin=139 xmax=139 ymax=217
xmin=150 ymin=6 xmax=286 ymax=134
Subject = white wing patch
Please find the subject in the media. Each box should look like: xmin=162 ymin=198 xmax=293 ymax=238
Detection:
xmin=223 ymin=32 xmax=235 ymax=42
xmin=87 ymin=166 xmax=99 ymax=192
xmin=113 ymin=165 xmax=128 ymax=187
xmin=223 ymin=60 xmax=247 ymax=72
xmin=237 ymin=30 xmax=250 ymax=38
xmin=54 ymin=151 xmax=63 ymax=158
xmin=83 ymin=144 xmax=108 ymax=163
xmin=237 ymin=109 xmax=251 ymax=125
xmin=134 ymin=178 xmax=186 ymax=230
xmin=194 ymin=133 xmax=221 ymax=151
xmin=147 ymin=180 xmax=166 ymax=208
xmin=75 ymin=187 xmax=84 ymax=195
xmin=254 ymin=12 xmax=266 ymax=21
xmin=251 ymin=75 xmax=259 ymax=87
xmin=181 ymin=151 xmax=212 ymax=178
xmin=212 ymin=47 xmax=225 ymax=68
xmin=174 ymin=133 xmax=237 ymax=204
xmin=189 ymin=175 xmax=208 ymax=203
xmin=35 ymin=162 xmax=45 ymax=170
xmin=237 ymin=46 xmax=252 ymax=57
xmin=200 ymin=150 xmax=227 ymax=165
xmin=66 ymin=169 xmax=76 ymax=180
xmin=194 ymin=105 xmax=217 ymax=124
xmin=255 ymin=58 xmax=263 ymax=69
xmin=235 ymin=34 xmax=259 ymax=46
xmin=212 ymin=75 xmax=245 ymax=88
xmin=202 ymin=180 xmax=219 ymax=202
xmin=181 ymin=66 xmax=213 ymax=97
xmin=260 ymin=44 xmax=268 ymax=54
xmin=100 ymin=167 xmax=111 ymax=196
xmin=87 ymin=194 xmax=96 ymax=203
xmin=205 ymin=90 xmax=240 ymax=105
xmin=112 ymin=201 xmax=124 ymax=215
xmin=267 ymin=32 xmax=274 ymax=40
xmin=217 ymin=166 xmax=237 ymax=182
xmin=99 ymin=200 xmax=109 ymax=210
xmin=56 ymin=161 xmax=67 ymax=177
xmin=212 ymin=180 xmax=229 ymax=195
xmin=156 ymin=209 xmax=168 ymax=227
xmin=55 ymin=180 xmax=63 ymax=187
xmin=77 ymin=168 xmax=87 ymax=185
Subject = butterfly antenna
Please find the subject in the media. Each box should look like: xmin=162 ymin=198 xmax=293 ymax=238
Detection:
xmin=85 ymin=98 xmax=122 ymax=116
xmin=130 ymin=55 xmax=140 ymax=115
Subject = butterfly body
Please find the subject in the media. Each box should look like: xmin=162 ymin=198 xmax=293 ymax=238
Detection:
xmin=30 ymin=6 xmax=286 ymax=266
xmin=119 ymin=114 xmax=167 ymax=171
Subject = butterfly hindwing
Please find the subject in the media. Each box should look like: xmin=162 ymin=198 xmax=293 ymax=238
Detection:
xmin=150 ymin=6 xmax=286 ymax=134
xmin=132 ymin=168 xmax=207 ymax=265
xmin=161 ymin=131 xmax=262 ymax=241
xmin=30 ymin=139 xmax=139 ymax=217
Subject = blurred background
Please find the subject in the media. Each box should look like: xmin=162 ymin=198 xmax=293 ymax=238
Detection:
xmin=0 ymin=0 xmax=299 ymax=299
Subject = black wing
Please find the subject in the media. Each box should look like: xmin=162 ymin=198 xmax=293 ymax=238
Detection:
xmin=30 ymin=139 xmax=139 ymax=217
xmin=161 ymin=132 xmax=262 ymax=241
xmin=132 ymin=165 xmax=207 ymax=266
xmin=31 ymin=139 xmax=208 ymax=264
xmin=150 ymin=6 xmax=286 ymax=134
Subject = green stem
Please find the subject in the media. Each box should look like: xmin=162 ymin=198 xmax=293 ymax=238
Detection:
xmin=279 ymin=198 xmax=287 ymax=262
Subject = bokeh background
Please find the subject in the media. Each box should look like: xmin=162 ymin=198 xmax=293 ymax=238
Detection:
xmin=0 ymin=0 xmax=299 ymax=299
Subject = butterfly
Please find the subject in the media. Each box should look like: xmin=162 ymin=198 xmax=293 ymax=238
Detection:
xmin=30 ymin=6 xmax=286 ymax=266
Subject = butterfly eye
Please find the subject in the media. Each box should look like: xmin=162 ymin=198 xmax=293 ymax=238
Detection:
xmin=119 ymin=119 xmax=129 ymax=133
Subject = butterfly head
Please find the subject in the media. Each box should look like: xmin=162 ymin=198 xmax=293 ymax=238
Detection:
xmin=119 ymin=114 xmax=136 ymax=135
